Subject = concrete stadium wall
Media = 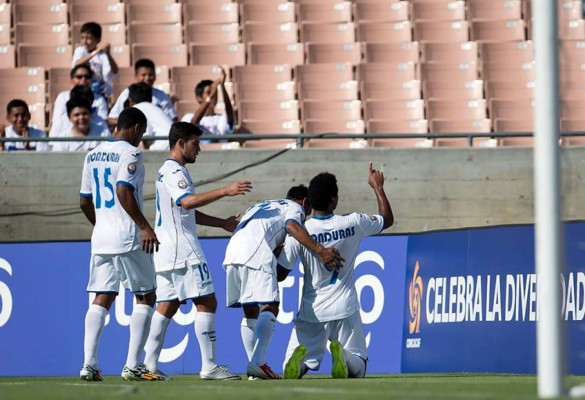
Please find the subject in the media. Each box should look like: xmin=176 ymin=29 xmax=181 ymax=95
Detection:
xmin=1 ymin=148 xmax=585 ymax=242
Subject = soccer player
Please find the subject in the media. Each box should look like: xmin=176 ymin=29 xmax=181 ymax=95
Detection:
xmin=143 ymin=122 xmax=251 ymax=380
xmin=78 ymin=107 xmax=163 ymax=382
xmin=279 ymin=163 xmax=394 ymax=379
xmin=223 ymin=187 xmax=344 ymax=380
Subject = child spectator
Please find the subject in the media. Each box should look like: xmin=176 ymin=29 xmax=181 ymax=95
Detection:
xmin=181 ymin=66 xmax=234 ymax=143
xmin=0 ymin=99 xmax=48 ymax=151
xmin=52 ymin=65 xmax=109 ymax=126
xmin=109 ymin=59 xmax=177 ymax=126
xmin=52 ymin=98 xmax=110 ymax=152
xmin=127 ymin=82 xmax=172 ymax=151
xmin=72 ymin=22 xmax=118 ymax=97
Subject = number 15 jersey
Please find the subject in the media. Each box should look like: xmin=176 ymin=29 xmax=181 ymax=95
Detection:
xmin=80 ymin=139 xmax=145 ymax=255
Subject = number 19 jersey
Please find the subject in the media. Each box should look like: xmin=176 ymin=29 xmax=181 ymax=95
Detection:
xmin=80 ymin=139 xmax=145 ymax=254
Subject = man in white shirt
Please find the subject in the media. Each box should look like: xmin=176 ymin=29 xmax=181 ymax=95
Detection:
xmin=127 ymin=83 xmax=173 ymax=151
xmin=143 ymin=122 xmax=252 ymax=381
xmin=78 ymin=107 xmax=163 ymax=382
xmin=223 ymin=188 xmax=344 ymax=380
xmin=109 ymin=59 xmax=178 ymax=126
xmin=278 ymin=164 xmax=394 ymax=380
xmin=181 ymin=67 xmax=235 ymax=144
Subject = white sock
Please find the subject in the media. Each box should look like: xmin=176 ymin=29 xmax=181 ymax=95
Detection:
xmin=345 ymin=350 xmax=367 ymax=378
xmin=143 ymin=311 xmax=171 ymax=372
xmin=83 ymin=304 xmax=108 ymax=368
xmin=241 ymin=318 xmax=257 ymax=362
xmin=250 ymin=311 xmax=276 ymax=366
xmin=195 ymin=312 xmax=217 ymax=372
xmin=125 ymin=303 xmax=154 ymax=369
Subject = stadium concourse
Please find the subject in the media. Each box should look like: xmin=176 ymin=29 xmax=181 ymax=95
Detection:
xmin=0 ymin=0 xmax=584 ymax=149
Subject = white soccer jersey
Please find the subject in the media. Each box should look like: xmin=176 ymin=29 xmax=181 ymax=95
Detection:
xmin=153 ymin=159 xmax=206 ymax=272
xmin=278 ymin=213 xmax=385 ymax=323
xmin=80 ymin=139 xmax=145 ymax=254
xmin=223 ymin=199 xmax=305 ymax=270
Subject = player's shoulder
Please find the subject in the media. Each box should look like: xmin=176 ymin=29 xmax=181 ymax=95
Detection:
xmin=159 ymin=158 xmax=185 ymax=175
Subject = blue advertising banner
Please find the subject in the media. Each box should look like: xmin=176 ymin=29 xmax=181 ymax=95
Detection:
xmin=402 ymin=223 xmax=585 ymax=375
xmin=0 ymin=235 xmax=407 ymax=377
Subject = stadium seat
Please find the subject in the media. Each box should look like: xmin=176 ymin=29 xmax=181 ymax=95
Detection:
xmin=0 ymin=4 xmax=10 ymax=25
xmin=241 ymin=22 xmax=299 ymax=44
xmin=0 ymin=67 xmax=45 ymax=87
xmin=559 ymin=39 xmax=585 ymax=65
xmin=190 ymin=43 xmax=245 ymax=66
xmin=426 ymin=99 xmax=487 ymax=120
xmin=305 ymin=43 xmax=362 ymax=65
xmin=129 ymin=23 xmax=183 ymax=46
xmin=297 ymin=2 xmax=353 ymax=24
xmin=48 ymin=67 xmax=71 ymax=104
xmin=242 ymin=139 xmax=298 ymax=149
xmin=558 ymin=1 xmax=583 ymax=21
xmin=233 ymin=64 xmax=293 ymax=85
xmin=363 ymin=42 xmax=420 ymax=64
xmin=111 ymin=45 xmax=132 ymax=68
xmin=352 ymin=2 xmax=409 ymax=23
xmin=127 ymin=3 xmax=182 ymax=25
xmin=184 ymin=3 xmax=239 ymax=24
xmin=0 ymin=23 xmax=8 ymax=45
xmin=481 ymin=62 xmax=535 ymax=83
xmin=0 ymin=83 xmax=45 ymax=108
xmin=186 ymin=22 xmax=240 ymax=45
xmin=484 ymin=82 xmax=534 ymax=101
xmin=301 ymin=100 xmax=362 ymax=121
xmin=361 ymin=80 xmax=422 ymax=101
xmin=561 ymin=118 xmax=585 ymax=132
xmin=559 ymin=20 xmax=585 ymax=40
xmin=364 ymin=99 xmax=425 ymax=121
xmin=493 ymin=119 xmax=533 ymax=132
xmin=471 ymin=20 xmax=526 ymax=42
xmin=357 ymin=62 xmax=417 ymax=83
xmin=467 ymin=0 xmax=522 ymax=21
xmin=0 ymin=45 xmax=16 ymax=69
xmin=298 ymin=81 xmax=359 ymax=101
xmin=479 ymin=41 xmax=534 ymax=65
xmin=17 ymin=45 xmax=72 ymax=69
xmin=430 ymin=119 xmax=491 ymax=133
xmin=414 ymin=20 xmax=470 ymax=43
xmin=301 ymin=22 xmax=356 ymax=44
xmin=239 ymin=3 xmax=295 ymax=24
xmin=423 ymin=80 xmax=484 ymax=100
xmin=489 ymin=99 xmax=534 ymax=120
xmin=72 ymin=23 xmax=127 ymax=46
xmin=295 ymin=63 xmax=354 ymax=86
xmin=411 ymin=1 xmax=466 ymax=22
xmin=367 ymin=119 xmax=429 ymax=133
xmin=421 ymin=42 xmax=478 ymax=63
xmin=14 ymin=24 xmax=69 ymax=47
xmin=27 ymin=102 xmax=46 ymax=131
xmin=561 ymin=99 xmax=585 ymax=119
xmin=13 ymin=3 xmax=68 ymax=25
xmin=234 ymin=81 xmax=296 ymax=102
xmin=240 ymin=119 xmax=301 ymax=134
xmin=356 ymin=21 xmax=413 ymax=43
xmin=70 ymin=3 xmax=125 ymax=25
xmin=237 ymin=100 xmax=299 ymax=124
xmin=132 ymin=44 xmax=188 ymax=68
xmin=420 ymin=62 xmax=479 ymax=83
xmin=247 ymin=43 xmax=304 ymax=66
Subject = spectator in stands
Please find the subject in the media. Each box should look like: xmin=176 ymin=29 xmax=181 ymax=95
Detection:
xmin=52 ymin=98 xmax=110 ymax=152
xmin=181 ymin=67 xmax=235 ymax=143
xmin=50 ymin=85 xmax=109 ymax=140
xmin=109 ymin=59 xmax=178 ymax=127
xmin=127 ymin=83 xmax=172 ymax=151
xmin=52 ymin=65 xmax=109 ymax=127
xmin=72 ymin=22 xmax=118 ymax=98
xmin=0 ymin=99 xmax=48 ymax=152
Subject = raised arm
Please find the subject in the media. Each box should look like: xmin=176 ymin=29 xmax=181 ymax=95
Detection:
xmin=179 ymin=180 xmax=252 ymax=210
xmin=285 ymin=220 xmax=344 ymax=271
xmin=116 ymin=184 xmax=159 ymax=253
xmin=368 ymin=162 xmax=394 ymax=229
xmin=189 ymin=79 xmax=220 ymax=125
xmin=218 ymin=68 xmax=234 ymax=129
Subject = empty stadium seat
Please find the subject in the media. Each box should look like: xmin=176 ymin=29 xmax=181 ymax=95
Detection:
xmin=239 ymin=2 xmax=295 ymax=24
xmin=559 ymin=20 xmax=585 ymax=40
xmin=471 ymin=20 xmax=526 ymax=42
xmin=423 ymin=80 xmax=484 ymax=100
xmin=426 ymin=99 xmax=487 ymax=120
xmin=129 ymin=23 xmax=183 ymax=45
xmin=127 ymin=3 xmax=182 ymax=25
xmin=357 ymin=62 xmax=417 ymax=83
xmin=420 ymin=62 xmax=478 ymax=82
xmin=414 ymin=20 xmax=470 ymax=43
xmin=133 ymin=44 xmax=188 ymax=68
xmin=363 ymin=42 xmax=420 ymax=64
xmin=485 ymin=82 xmax=535 ymax=101
xmin=190 ymin=43 xmax=245 ymax=66
xmin=298 ymin=81 xmax=359 ymax=101
xmin=237 ymin=100 xmax=299 ymax=124
xmin=356 ymin=21 xmax=413 ymax=43
xmin=0 ymin=45 xmax=15 ymax=69
xmin=364 ymin=99 xmax=425 ymax=121
xmin=240 ymin=119 xmax=301 ymax=134
xmin=13 ymin=3 xmax=68 ymax=25
xmin=70 ymin=3 xmax=125 ymax=25
xmin=233 ymin=64 xmax=293 ymax=85
xmin=301 ymin=22 xmax=356 ymax=44
xmin=14 ymin=24 xmax=69 ymax=47
xmin=353 ymin=2 xmax=409 ymax=23
xmin=411 ymin=1 xmax=466 ymax=22
xmin=18 ymin=45 xmax=72 ymax=69
xmin=242 ymin=22 xmax=299 ymax=44
xmin=467 ymin=0 xmax=522 ymax=21
xmin=297 ymin=2 xmax=352 ymax=24
xmin=421 ymin=42 xmax=478 ymax=63
xmin=301 ymin=100 xmax=362 ymax=121
xmin=235 ymin=81 xmax=296 ymax=102
xmin=480 ymin=41 xmax=534 ymax=65
xmin=430 ymin=119 xmax=491 ymax=133
xmin=295 ymin=63 xmax=354 ymax=86
xmin=361 ymin=80 xmax=422 ymax=101
xmin=305 ymin=43 xmax=362 ymax=65
xmin=247 ymin=43 xmax=304 ymax=65
xmin=184 ymin=3 xmax=239 ymax=24
xmin=367 ymin=119 xmax=429 ymax=133
xmin=186 ymin=22 xmax=240 ymax=45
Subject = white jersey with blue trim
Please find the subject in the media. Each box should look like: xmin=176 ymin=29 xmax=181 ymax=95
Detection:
xmin=278 ymin=212 xmax=384 ymax=322
xmin=223 ymin=199 xmax=305 ymax=270
xmin=80 ymin=139 xmax=145 ymax=254
xmin=153 ymin=159 xmax=206 ymax=272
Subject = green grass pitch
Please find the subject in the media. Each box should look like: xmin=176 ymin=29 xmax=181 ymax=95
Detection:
xmin=2 ymin=374 xmax=583 ymax=400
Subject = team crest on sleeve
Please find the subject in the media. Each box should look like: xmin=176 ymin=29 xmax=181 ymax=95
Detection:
xmin=178 ymin=180 xmax=188 ymax=189
xmin=127 ymin=163 xmax=137 ymax=174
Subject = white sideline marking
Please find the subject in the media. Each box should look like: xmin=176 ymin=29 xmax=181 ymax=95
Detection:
xmin=0 ymin=382 xmax=27 ymax=385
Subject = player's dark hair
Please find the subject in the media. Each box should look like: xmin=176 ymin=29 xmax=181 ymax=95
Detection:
xmin=70 ymin=85 xmax=95 ymax=104
xmin=70 ymin=64 xmax=93 ymax=79
xmin=6 ymin=99 xmax=29 ymax=115
xmin=169 ymin=122 xmax=203 ymax=149
xmin=128 ymin=82 xmax=153 ymax=104
xmin=117 ymin=107 xmax=147 ymax=131
xmin=134 ymin=58 xmax=156 ymax=74
xmin=195 ymin=80 xmax=213 ymax=98
xmin=80 ymin=22 xmax=102 ymax=40
xmin=308 ymin=172 xmax=338 ymax=211
xmin=66 ymin=97 xmax=92 ymax=117
xmin=286 ymin=185 xmax=309 ymax=202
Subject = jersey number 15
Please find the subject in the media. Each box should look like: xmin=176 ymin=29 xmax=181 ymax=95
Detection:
xmin=93 ymin=167 xmax=115 ymax=209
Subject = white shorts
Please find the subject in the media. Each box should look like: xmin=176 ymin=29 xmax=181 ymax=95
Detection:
xmin=87 ymin=249 xmax=156 ymax=294
xmin=283 ymin=312 xmax=367 ymax=371
xmin=156 ymin=262 xmax=215 ymax=303
xmin=225 ymin=264 xmax=279 ymax=307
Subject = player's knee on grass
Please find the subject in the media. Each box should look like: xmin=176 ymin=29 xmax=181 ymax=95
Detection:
xmin=347 ymin=354 xmax=367 ymax=379
xmin=194 ymin=293 xmax=217 ymax=313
